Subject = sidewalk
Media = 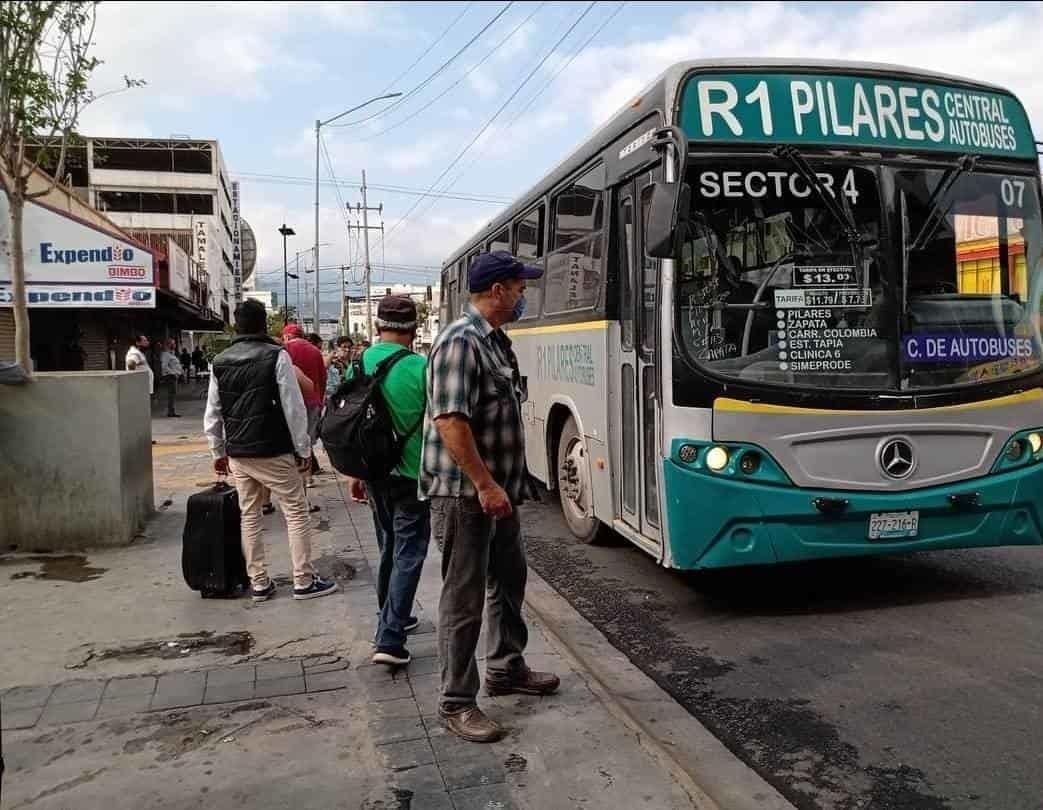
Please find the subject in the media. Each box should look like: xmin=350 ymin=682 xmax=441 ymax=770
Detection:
xmin=0 ymin=394 xmax=700 ymax=809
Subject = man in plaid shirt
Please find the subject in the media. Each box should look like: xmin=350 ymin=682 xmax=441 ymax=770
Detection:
xmin=422 ymin=250 xmax=560 ymax=744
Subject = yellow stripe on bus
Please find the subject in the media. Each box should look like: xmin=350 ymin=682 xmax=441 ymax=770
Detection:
xmin=508 ymin=320 xmax=610 ymax=336
xmin=714 ymin=388 xmax=1043 ymax=416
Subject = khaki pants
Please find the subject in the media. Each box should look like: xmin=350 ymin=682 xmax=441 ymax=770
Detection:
xmin=229 ymin=455 xmax=316 ymax=589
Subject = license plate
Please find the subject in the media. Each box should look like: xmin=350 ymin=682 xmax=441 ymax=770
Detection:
xmin=868 ymin=511 xmax=919 ymax=540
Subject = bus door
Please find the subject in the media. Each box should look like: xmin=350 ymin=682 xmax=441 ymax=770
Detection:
xmin=617 ymin=173 xmax=662 ymax=547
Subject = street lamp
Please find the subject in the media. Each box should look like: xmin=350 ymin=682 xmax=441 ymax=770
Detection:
xmin=314 ymin=92 xmax=401 ymax=331
xmin=278 ymin=224 xmax=295 ymax=322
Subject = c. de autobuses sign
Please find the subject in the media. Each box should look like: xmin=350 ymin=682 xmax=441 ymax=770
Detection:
xmin=0 ymin=196 xmax=155 ymax=308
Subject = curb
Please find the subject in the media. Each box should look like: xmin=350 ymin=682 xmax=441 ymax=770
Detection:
xmin=524 ymin=568 xmax=796 ymax=810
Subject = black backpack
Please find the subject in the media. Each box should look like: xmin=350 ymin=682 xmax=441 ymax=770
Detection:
xmin=320 ymin=349 xmax=422 ymax=481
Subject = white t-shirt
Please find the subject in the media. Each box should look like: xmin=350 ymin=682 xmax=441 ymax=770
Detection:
xmin=125 ymin=346 xmax=154 ymax=394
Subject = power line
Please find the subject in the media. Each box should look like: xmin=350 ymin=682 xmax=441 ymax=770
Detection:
xmin=408 ymin=1 xmax=627 ymax=228
xmin=380 ymin=1 xmax=599 ymax=249
xmin=375 ymin=2 xmax=475 ymax=96
xmin=233 ymin=172 xmax=510 ymax=203
xmin=507 ymin=1 xmax=626 ymax=127
xmin=329 ymin=2 xmax=515 ymax=129
xmin=356 ymin=2 xmax=548 ymax=143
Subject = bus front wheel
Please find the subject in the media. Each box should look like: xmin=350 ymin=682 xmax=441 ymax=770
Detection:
xmin=556 ymin=416 xmax=603 ymax=544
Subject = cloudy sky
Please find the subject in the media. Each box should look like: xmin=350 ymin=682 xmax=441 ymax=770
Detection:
xmin=79 ymin=1 xmax=1043 ymax=312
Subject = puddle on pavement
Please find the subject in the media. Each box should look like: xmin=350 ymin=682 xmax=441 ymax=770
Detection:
xmin=1 ymin=554 xmax=107 ymax=582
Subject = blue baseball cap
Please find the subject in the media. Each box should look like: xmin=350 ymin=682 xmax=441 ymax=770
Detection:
xmin=468 ymin=250 xmax=543 ymax=293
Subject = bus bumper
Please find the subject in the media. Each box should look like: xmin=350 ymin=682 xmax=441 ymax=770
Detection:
xmin=663 ymin=459 xmax=1043 ymax=569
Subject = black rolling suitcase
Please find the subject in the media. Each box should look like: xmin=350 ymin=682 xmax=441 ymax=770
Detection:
xmin=182 ymin=481 xmax=250 ymax=598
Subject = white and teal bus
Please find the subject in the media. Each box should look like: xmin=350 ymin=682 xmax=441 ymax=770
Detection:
xmin=440 ymin=59 xmax=1043 ymax=569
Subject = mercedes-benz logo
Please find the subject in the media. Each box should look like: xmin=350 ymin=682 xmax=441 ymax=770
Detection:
xmin=879 ymin=438 xmax=916 ymax=479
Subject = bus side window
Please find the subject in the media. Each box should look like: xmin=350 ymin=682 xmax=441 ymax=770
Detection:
xmin=620 ymin=197 xmax=635 ymax=349
xmin=640 ymin=184 xmax=659 ymax=354
xmin=545 ymin=163 xmax=606 ymax=314
xmin=445 ymin=267 xmax=457 ymax=322
xmin=488 ymin=228 xmax=510 ymax=253
xmin=514 ymin=203 xmax=546 ymax=319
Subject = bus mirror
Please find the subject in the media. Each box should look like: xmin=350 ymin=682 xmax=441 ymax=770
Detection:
xmin=646 ymin=182 xmax=690 ymax=259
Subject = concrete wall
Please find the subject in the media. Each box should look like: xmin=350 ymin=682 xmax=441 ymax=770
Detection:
xmin=0 ymin=371 xmax=154 ymax=551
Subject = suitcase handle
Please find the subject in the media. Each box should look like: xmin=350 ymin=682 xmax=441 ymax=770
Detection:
xmin=213 ymin=472 xmax=231 ymax=493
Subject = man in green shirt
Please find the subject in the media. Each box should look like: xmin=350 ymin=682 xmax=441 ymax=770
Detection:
xmin=348 ymin=296 xmax=430 ymax=666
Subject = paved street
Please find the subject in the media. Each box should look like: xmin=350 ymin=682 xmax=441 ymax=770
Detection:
xmin=0 ymin=398 xmax=708 ymax=810
xmin=522 ymin=500 xmax=1043 ymax=810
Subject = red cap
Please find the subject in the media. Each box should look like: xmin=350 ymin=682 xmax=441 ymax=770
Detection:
xmin=282 ymin=323 xmax=303 ymax=340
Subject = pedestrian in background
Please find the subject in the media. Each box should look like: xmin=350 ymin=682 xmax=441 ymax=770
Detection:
xmin=282 ymin=323 xmax=327 ymax=478
xmin=204 ymin=299 xmax=338 ymax=603
xmin=347 ymin=296 xmax=430 ymax=666
xmin=422 ymin=251 xmax=559 ymax=743
xmin=125 ymin=333 xmax=154 ymax=396
xmin=159 ymin=338 xmax=183 ymax=418
xmin=178 ymin=347 xmax=191 ymax=381
xmin=192 ymin=346 xmax=206 ymax=379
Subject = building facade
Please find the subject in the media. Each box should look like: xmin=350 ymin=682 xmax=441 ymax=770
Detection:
xmin=344 ymin=282 xmax=441 ymax=351
xmin=63 ymin=137 xmax=238 ymax=326
xmin=0 ymin=162 xmax=220 ymax=372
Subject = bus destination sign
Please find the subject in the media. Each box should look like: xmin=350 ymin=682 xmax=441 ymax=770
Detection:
xmin=678 ymin=72 xmax=1037 ymax=159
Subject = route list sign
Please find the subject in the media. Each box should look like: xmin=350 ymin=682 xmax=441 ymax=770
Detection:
xmin=678 ymin=71 xmax=1037 ymax=159
xmin=774 ymin=289 xmax=877 ymax=372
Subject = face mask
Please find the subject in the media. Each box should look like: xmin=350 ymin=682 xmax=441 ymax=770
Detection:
xmin=510 ymin=295 xmax=526 ymax=322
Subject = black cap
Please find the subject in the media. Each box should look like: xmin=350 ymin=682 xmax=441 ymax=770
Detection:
xmin=375 ymin=295 xmax=418 ymax=331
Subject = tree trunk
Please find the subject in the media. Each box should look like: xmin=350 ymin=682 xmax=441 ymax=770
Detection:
xmin=8 ymin=189 xmax=32 ymax=375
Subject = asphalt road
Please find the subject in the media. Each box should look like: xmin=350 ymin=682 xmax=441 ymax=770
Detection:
xmin=520 ymin=497 xmax=1043 ymax=810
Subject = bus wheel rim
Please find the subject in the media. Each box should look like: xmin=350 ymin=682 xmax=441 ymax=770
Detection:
xmin=560 ymin=437 xmax=590 ymax=521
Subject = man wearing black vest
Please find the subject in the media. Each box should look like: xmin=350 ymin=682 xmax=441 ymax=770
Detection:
xmin=203 ymin=299 xmax=338 ymax=603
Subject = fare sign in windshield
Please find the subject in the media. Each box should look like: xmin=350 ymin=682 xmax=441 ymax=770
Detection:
xmin=678 ymin=72 xmax=1036 ymax=159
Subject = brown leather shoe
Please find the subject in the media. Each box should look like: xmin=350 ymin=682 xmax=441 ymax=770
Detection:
xmin=439 ymin=705 xmax=505 ymax=743
xmin=485 ymin=667 xmax=560 ymax=697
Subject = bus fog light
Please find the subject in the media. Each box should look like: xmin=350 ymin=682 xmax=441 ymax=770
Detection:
xmin=678 ymin=444 xmax=699 ymax=464
xmin=1006 ymin=440 xmax=1025 ymax=462
xmin=706 ymin=446 xmax=730 ymax=472
xmin=1029 ymin=433 xmax=1042 ymax=454
xmin=740 ymin=452 xmax=761 ymax=475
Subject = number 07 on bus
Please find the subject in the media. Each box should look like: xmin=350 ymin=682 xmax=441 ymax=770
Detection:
xmin=439 ymin=59 xmax=1043 ymax=570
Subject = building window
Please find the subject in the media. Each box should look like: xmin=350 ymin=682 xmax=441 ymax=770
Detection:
xmin=92 ymin=143 xmax=213 ymax=174
xmin=96 ymin=190 xmax=214 ymax=215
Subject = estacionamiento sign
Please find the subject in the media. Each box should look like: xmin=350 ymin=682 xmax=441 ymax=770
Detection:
xmin=231 ymin=181 xmax=242 ymax=303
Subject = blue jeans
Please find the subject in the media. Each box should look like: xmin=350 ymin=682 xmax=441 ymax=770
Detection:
xmin=368 ymin=476 xmax=431 ymax=651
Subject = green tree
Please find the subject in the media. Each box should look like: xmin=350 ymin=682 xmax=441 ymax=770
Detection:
xmin=267 ymin=305 xmax=298 ymax=338
xmin=415 ymin=299 xmax=431 ymax=333
xmin=0 ymin=1 xmax=144 ymax=373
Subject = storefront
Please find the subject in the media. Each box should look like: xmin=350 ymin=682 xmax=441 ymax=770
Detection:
xmin=1 ymin=180 xmax=221 ymax=371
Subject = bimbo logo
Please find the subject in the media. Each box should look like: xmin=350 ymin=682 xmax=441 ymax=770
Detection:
xmin=40 ymin=241 xmax=134 ymax=264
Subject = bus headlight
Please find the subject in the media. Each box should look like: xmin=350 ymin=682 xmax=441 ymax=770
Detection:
xmin=678 ymin=444 xmax=699 ymax=464
xmin=1029 ymin=433 xmax=1042 ymax=454
xmin=1006 ymin=440 xmax=1025 ymax=462
xmin=705 ymin=446 xmax=730 ymax=472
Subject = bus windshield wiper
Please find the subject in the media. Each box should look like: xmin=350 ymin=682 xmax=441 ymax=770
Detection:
xmin=908 ymin=154 xmax=977 ymax=252
xmin=772 ymin=144 xmax=864 ymax=250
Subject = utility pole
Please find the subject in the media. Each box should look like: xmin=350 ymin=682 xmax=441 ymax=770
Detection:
xmin=313 ymin=118 xmax=321 ymax=334
xmin=348 ymin=170 xmax=384 ymax=341
xmin=339 ymin=265 xmax=347 ymax=335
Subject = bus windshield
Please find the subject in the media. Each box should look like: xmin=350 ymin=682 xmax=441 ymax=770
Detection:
xmin=675 ymin=158 xmax=1043 ymax=392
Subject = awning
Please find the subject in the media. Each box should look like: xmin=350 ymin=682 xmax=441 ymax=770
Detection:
xmin=156 ymin=288 xmax=223 ymax=331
